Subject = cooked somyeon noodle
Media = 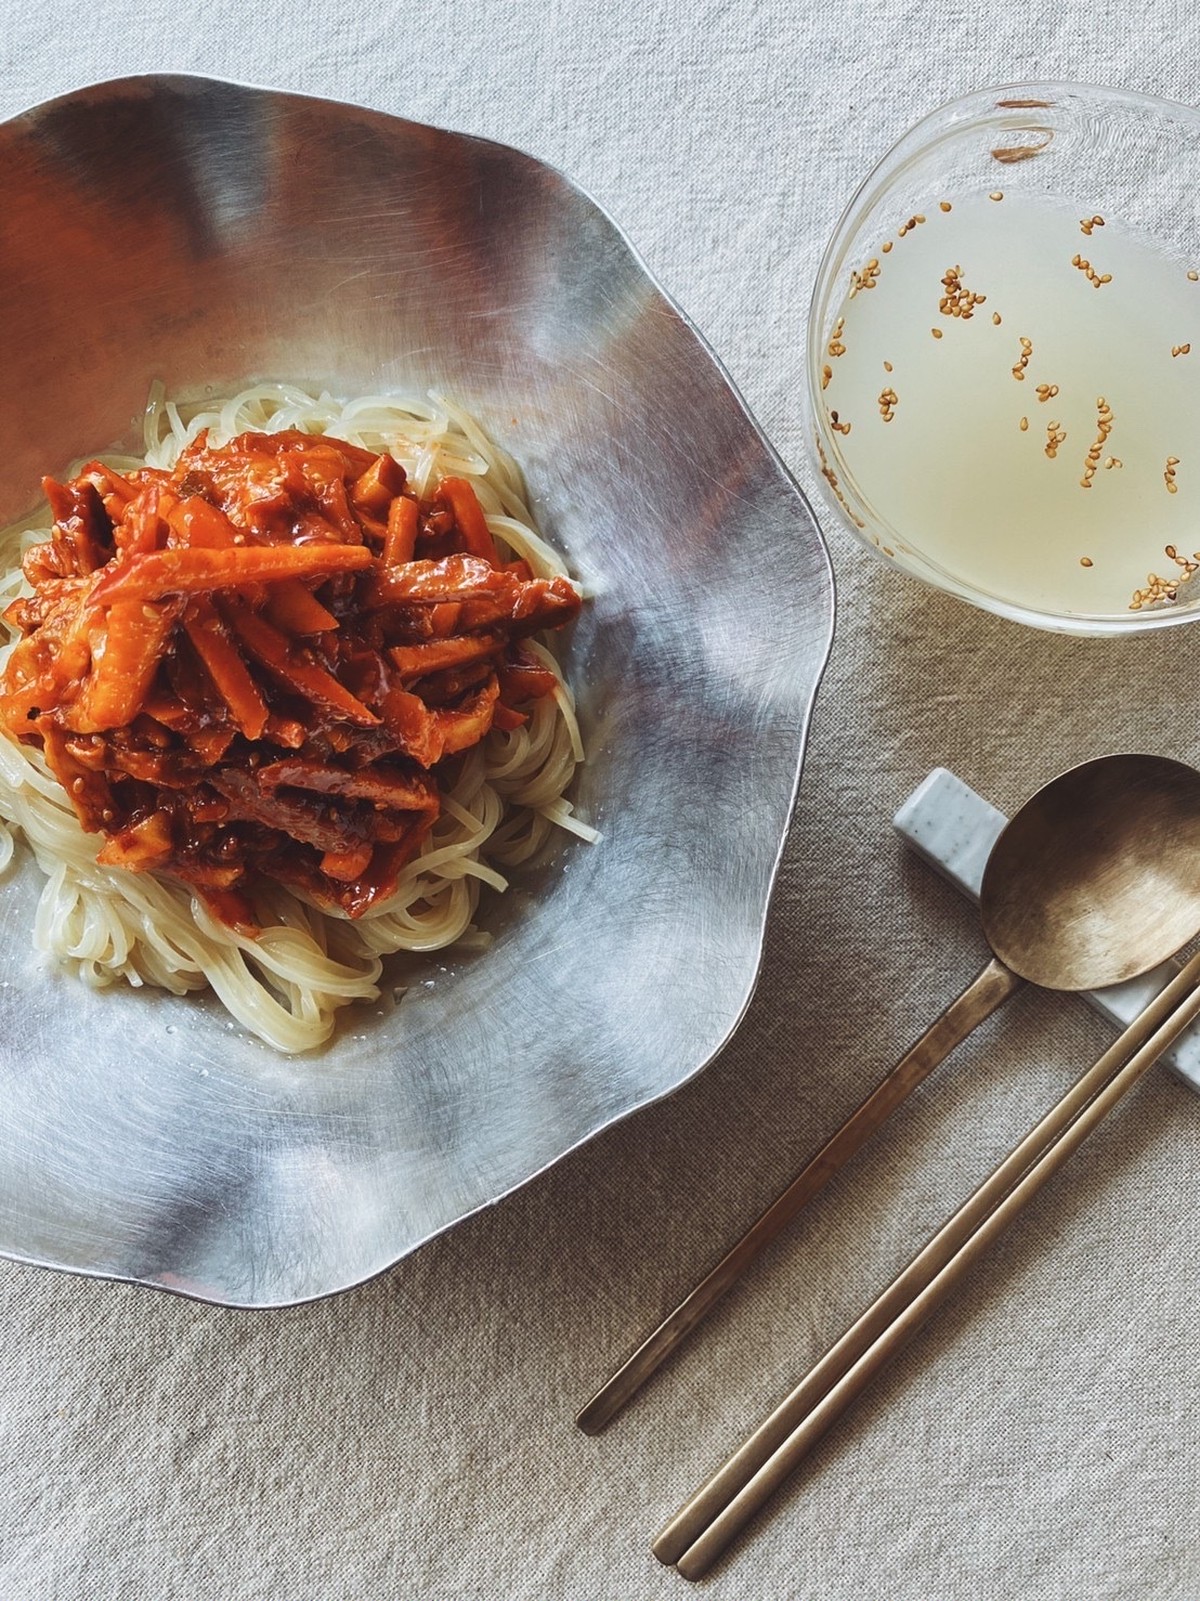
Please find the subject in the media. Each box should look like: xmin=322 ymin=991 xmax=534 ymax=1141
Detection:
xmin=0 ymin=384 xmax=595 ymax=1052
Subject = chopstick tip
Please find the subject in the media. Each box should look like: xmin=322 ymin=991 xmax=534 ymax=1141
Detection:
xmin=574 ymin=1392 xmax=615 ymax=1435
xmin=651 ymin=1521 xmax=689 ymax=1567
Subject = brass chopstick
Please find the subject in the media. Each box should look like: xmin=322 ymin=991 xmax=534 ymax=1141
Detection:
xmin=576 ymin=957 xmax=1022 ymax=1434
xmin=659 ymin=945 xmax=1200 ymax=1578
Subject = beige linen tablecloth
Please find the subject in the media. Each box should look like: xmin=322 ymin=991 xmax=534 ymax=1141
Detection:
xmin=4 ymin=4 xmax=1200 ymax=1597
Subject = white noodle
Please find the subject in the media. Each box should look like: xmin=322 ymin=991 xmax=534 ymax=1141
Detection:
xmin=0 ymin=385 xmax=595 ymax=1053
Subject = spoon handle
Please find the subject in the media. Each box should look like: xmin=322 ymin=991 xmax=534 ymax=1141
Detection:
xmin=577 ymin=956 xmax=1022 ymax=1436
xmin=668 ymin=943 xmax=1200 ymax=1580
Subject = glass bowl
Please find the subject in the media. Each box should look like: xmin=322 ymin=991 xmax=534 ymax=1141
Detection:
xmin=808 ymin=82 xmax=1200 ymax=635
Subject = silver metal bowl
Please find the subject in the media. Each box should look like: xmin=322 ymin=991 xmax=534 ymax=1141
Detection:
xmin=0 ymin=75 xmax=833 ymax=1306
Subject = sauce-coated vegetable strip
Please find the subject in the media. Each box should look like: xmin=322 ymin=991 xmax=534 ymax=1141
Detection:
xmin=320 ymin=843 xmax=374 ymax=883
xmin=389 ymin=631 xmax=504 ymax=680
xmin=221 ymin=600 xmax=379 ymax=727
xmin=436 ymin=674 xmax=501 ymax=755
xmin=499 ymin=656 xmax=559 ymax=703
xmin=383 ymin=495 xmax=419 ymax=568
xmin=351 ymin=452 xmax=407 ymax=518
xmin=181 ymin=599 xmax=270 ymax=740
xmin=117 ymin=488 xmax=172 ymax=557
xmin=89 ymin=542 xmax=372 ymax=607
xmin=438 ymin=477 xmax=499 ymax=565
xmin=264 ymin=579 xmax=338 ymax=636
xmin=169 ymin=496 xmax=238 ymax=549
xmin=74 ymin=464 xmax=137 ymax=531
xmin=76 ymin=599 xmax=179 ymax=733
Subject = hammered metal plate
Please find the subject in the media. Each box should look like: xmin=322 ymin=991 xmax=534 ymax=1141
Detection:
xmin=0 ymin=75 xmax=833 ymax=1305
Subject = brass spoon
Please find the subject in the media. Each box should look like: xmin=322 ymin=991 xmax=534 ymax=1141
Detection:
xmin=580 ymin=753 xmax=1200 ymax=1437
xmin=657 ymin=751 xmax=1200 ymax=1575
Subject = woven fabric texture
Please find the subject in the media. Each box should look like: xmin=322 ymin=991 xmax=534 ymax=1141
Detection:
xmin=2 ymin=2 xmax=1200 ymax=1597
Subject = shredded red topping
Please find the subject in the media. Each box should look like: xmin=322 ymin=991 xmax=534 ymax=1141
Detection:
xmin=0 ymin=429 xmax=580 ymax=927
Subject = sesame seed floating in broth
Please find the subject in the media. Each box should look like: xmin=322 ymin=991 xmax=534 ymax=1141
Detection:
xmin=1080 ymin=398 xmax=1114 ymax=490
xmin=1045 ymin=422 xmax=1067 ymax=459
xmin=1072 ymin=253 xmax=1113 ymax=288
xmin=849 ymin=259 xmax=881 ymax=297
xmin=939 ymin=264 xmax=987 ymax=319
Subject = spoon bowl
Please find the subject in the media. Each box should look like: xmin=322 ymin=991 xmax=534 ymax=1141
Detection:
xmin=981 ymin=753 xmax=1200 ymax=991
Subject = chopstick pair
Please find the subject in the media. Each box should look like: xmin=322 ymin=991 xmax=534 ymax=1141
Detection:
xmin=652 ymin=943 xmax=1200 ymax=1577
